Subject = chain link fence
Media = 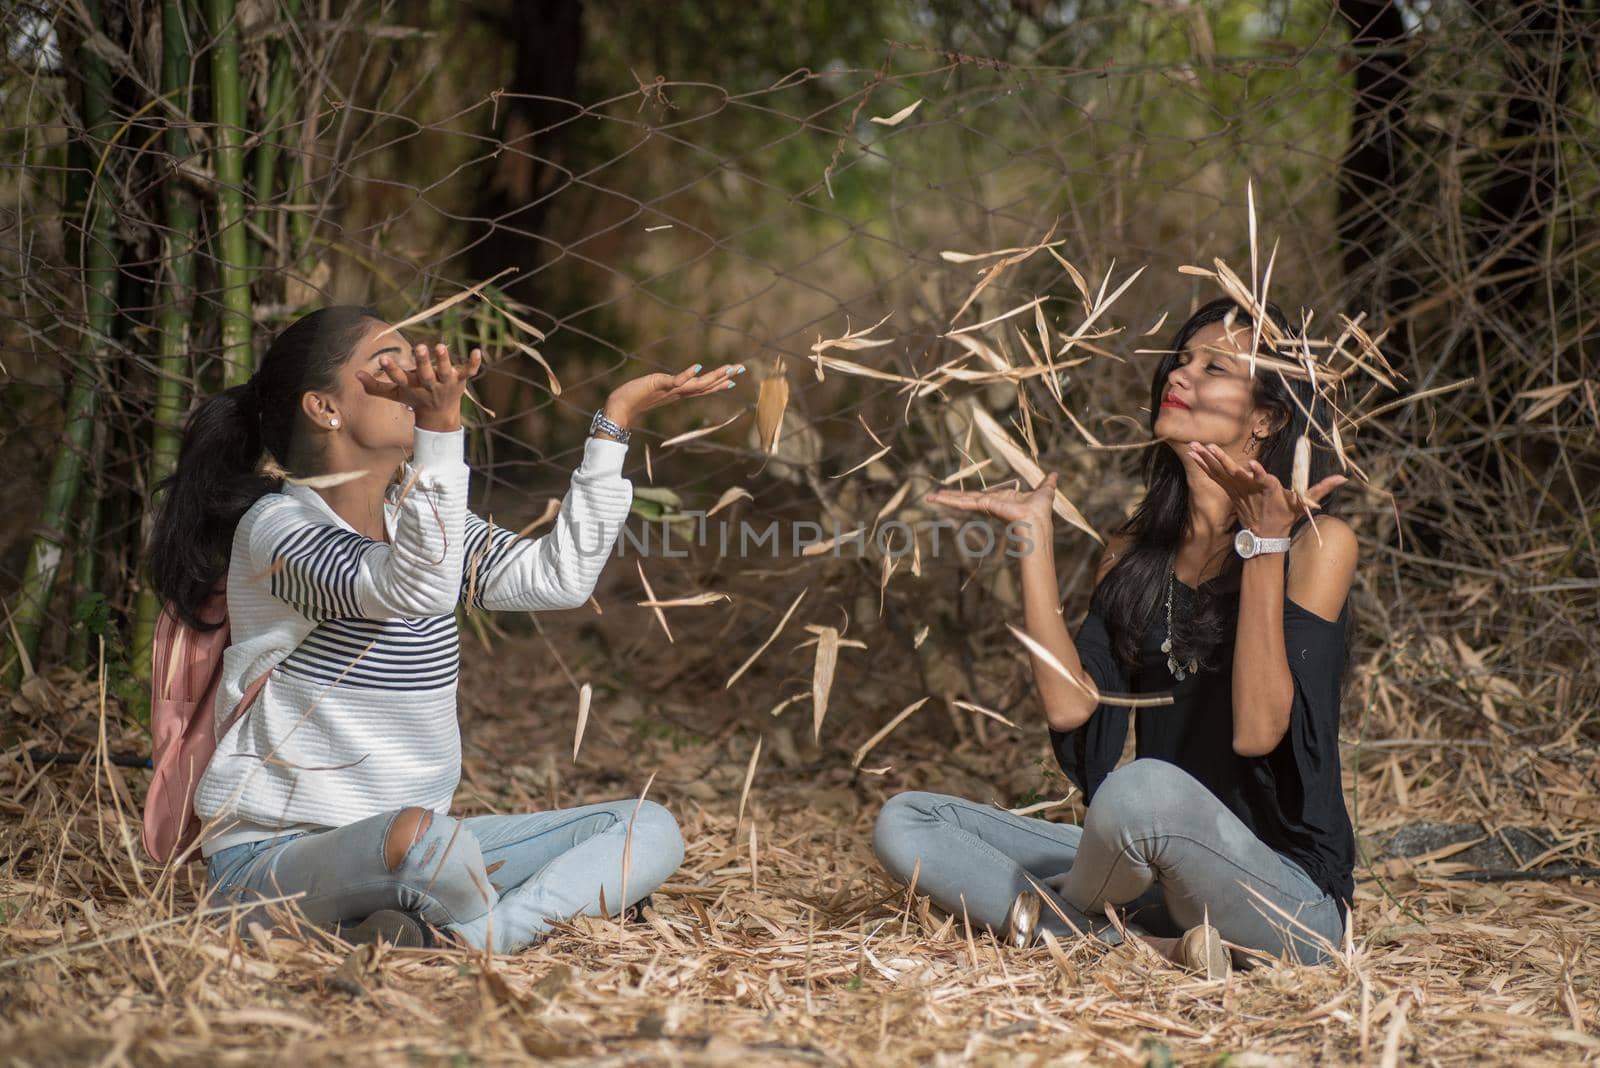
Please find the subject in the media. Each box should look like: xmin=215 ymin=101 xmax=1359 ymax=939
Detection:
xmin=2 ymin=1 xmax=1596 ymax=740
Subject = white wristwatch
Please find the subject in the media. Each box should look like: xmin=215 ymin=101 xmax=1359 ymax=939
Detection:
xmin=1234 ymin=528 xmax=1291 ymax=559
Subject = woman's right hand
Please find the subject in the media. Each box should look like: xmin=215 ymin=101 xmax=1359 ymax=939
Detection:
xmin=926 ymin=472 xmax=1058 ymax=529
xmin=358 ymin=342 xmax=483 ymax=433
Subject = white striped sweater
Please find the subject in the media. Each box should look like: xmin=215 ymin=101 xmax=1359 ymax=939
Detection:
xmin=194 ymin=429 xmax=632 ymax=855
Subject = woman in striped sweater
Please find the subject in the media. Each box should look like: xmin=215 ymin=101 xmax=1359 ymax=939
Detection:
xmin=148 ymin=305 xmax=740 ymax=951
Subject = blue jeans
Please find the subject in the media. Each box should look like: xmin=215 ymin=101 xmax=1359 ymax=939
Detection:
xmin=206 ymin=799 xmax=685 ymax=953
xmin=873 ymin=759 xmax=1346 ymax=964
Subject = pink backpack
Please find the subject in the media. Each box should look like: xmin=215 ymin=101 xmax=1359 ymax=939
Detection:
xmin=143 ymin=593 xmax=268 ymax=863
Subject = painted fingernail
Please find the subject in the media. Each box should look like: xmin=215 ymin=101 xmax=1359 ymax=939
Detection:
xmin=735 ymin=365 xmax=747 ymax=374
xmin=691 ymin=363 xmax=703 ymax=374
xmin=725 ymin=380 xmax=736 ymax=390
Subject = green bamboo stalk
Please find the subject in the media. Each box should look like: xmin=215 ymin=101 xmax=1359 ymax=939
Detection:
xmin=7 ymin=0 xmax=118 ymax=686
xmin=65 ymin=421 xmax=105 ymax=669
xmin=131 ymin=0 xmax=204 ymax=678
xmin=249 ymin=0 xmax=302 ymax=271
xmin=209 ymin=0 xmax=254 ymax=385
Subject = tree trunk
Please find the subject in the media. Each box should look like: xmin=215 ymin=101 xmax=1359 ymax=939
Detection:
xmin=1333 ymin=0 xmax=1418 ymax=331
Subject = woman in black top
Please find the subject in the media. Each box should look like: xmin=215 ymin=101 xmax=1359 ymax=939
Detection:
xmin=873 ymin=299 xmax=1357 ymax=974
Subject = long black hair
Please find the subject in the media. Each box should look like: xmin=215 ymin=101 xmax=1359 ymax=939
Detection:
xmin=147 ymin=305 xmax=379 ymax=629
xmin=1096 ymin=298 xmax=1344 ymax=673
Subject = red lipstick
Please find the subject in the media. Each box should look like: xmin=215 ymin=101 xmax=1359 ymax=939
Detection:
xmin=1161 ymin=392 xmax=1190 ymax=411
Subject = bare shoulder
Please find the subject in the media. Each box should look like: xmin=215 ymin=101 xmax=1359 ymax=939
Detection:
xmin=1287 ymin=516 xmax=1358 ymax=621
xmin=1094 ymin=531 xmax=1135 ymax=586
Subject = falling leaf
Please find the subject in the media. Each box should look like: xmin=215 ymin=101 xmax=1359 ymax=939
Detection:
xmin=636 ymin=592 xmax=732 ymax=608
xmin=1292 ymin=434 xmax=1311 ymax=498
xmin=707 ymin=486 xmax=753 ymax=517
xmin=1007 ymin=623 xmax=1174 ymax=708
xmin=851 ymin=697 xmax=930 ymax=768
xmin=810 ymin=626 xmax=841 ymax=741
xmin=735 ymin=735 xmax=762 ymax=831
xmin=261 ymin=460 xmax=369 ymax=490
xmin=375 ymin=267 xmax=517 ymax=340
xmin=869 ymin=99 xmax=923 ymax=126
xmin=661 ymin=411 xmax=744 ymax=449
xmin=968 ymin=406 xmax=1101 ymax=543
xmin=635 ymin=560 xmax=673 ymax=643
xmin=726 ymin=588 xmax=807 ymax=689
xmin=756 ymin=363 xmax=790 ymax=453
xmin=572 ymin=683 xmax=592 ymax=761
xmin=913 ymin=624 xmax=930 ymax=649
xmin=949 ymin=699 xmax=1019 ymax=729
xmin=801 ymin=527 xmax=865 ymax=557
xmin=832 ymin=445 xmax=892 ymax=480
xmin=515 ymin=499 xmax=561 ymax=538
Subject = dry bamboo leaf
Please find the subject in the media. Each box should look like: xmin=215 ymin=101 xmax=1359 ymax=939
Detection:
xmin=1007 ymin=623 xmax=1175 ymax=708
xmin=832 ymin=445 xmax=891 ymax=480
xmin=851 ymin=697 xmax=930 ymax=768
xmin=942 ymin=238 xmax=1065 ymax=265
xmin=939 ymin=458 xmax=993 ymax=484
xmin=913 ymin=624 xmax=930 ymax=648
xmin=801 ymin=527 xmax=865 ymax=557
xmin=515 ymin=499 xmax=561 ymax=539
xmin=482 ymin=295 xmax=547 ymax=343
xmin=376 ymin=266 xmax=516 ymax=340
xmin=810 ymin=626 xmax=841 ymax=741
xmin=572 ymin=683 xmax=592 ymax=761
xmin=661 ymin=411 xmax=743 ymax=449
xmin=508 ymin=340 xmax=562 ymax=396
xmin=1142 ymin=311 xmax=1170 ymax=336
xmin=635 ymin=561 xmax=673 ymax=643
xmin=1009 ymin=795 xmax=1073 ymax=817
xmin=1292 ymin=434 xmax=1312 ymax=499
xmin=636 ymin=593 xmax=731 ymax=609
xmin=735 ymin=735 xmax=762 ymax=830
xmin=1348 ymin=377 xmax=1474 ymax=428
xmin=949 ymin=699 xmax=1018 ymax=729
xmin=756 ymin=364 xmax=790 ymax=453
xmin=1048 ymin=247 xmax=1092 ymax=306
xmin=816 ymin=355 xmax=917 ymax=385
xmin=969 ymin=406 xmax=1101 ymax=543
xmin=748 ymin=822 xmax=759 ymax=891
xmin=874 ymin=481 xmax=912 ymax=526
xmin=869 ymin=98 xmax=923 ymax=126
xmin=725 ymin=588 xmax=807 ymax=689
xmin=946 ymin=296 xmax=1048 ymax=338
xmin=707 ymin=485 xmax=753 ymax=517
xmin=267 ymin=466 xmax=369 ymax=490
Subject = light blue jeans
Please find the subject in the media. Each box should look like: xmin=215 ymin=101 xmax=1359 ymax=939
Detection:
xmin=873 ymin=759 xmax=1346 ymax=964
xmin=206 ymin=799 xmax=685 ymax=953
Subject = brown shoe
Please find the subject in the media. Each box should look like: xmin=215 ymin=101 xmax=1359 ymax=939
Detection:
xmin=1177 ymin=923 xmax=1231 ymax=979
xmin=1005 ymin=890 xmax=1042 ymax=949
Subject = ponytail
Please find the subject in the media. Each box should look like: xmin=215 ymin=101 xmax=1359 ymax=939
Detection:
xmin=147 ymin=305 xmax=379 ymax=630
xmin=147 ymin=383 xmax=281 ymax=629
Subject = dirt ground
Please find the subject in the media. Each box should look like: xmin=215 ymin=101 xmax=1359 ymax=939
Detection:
xmin=2 ymin=585 xmax=1598 ymax=1066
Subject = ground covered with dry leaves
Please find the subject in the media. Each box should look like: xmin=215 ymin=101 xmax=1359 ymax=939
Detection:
xmin=2 ymin=596 xmax=1597 ymax=1067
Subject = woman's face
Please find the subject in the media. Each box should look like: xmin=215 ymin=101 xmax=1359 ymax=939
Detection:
xmin=1152 ymin=319 xmax=1270 ymax=453
xmin=328 ymin=319 xmax=418 ymax=456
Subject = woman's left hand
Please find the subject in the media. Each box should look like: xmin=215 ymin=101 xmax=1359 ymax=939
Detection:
xmin=602 ymin=363 xmax=745 ymax=430
xmin=1188 ymin=442 xmax=1346 ymax=538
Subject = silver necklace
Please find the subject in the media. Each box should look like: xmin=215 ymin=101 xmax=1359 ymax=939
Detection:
xmin=1161 ymin=566 xmax=1199 ymax=681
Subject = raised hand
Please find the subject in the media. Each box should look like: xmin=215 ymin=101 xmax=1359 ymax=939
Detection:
xmin=357 ymin=342 xmax=483 ymax=433
xmin=602 ymin=363 xmax=745 ymax=431
xmin=927 ymin=472 xmax=1059 ymax=527
xmin=1187 ymin=441 xmax=1346 ymax=537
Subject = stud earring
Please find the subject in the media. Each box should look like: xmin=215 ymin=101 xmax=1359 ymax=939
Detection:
xmin=329 ymin=417 xmax=340 ymax=428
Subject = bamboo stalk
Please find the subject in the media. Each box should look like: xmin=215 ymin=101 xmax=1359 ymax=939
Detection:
xmin=131 ymin=0 xmax=204 ymax=678
xmin=249 ymin=0 xmax=302 ymax=269
xmin=208 ymin=0 xmax=254 ymax=385
xmin=65 ymin=421 xmax=106 ymax=669
xmin=7 ymin=0 xmax=119 ymax=685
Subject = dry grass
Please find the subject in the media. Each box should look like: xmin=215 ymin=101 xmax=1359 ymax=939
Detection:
xmin=3 ymin=603 xmax=1597 ymax=1067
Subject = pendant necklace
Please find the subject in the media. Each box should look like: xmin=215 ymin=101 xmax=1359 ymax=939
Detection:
xmin=1161 ymin=566 xmax=1199 ymax=681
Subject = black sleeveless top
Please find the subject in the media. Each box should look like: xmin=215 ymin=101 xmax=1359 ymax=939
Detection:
xmin=1049 ymin=543 xmax=1356 ymax=912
